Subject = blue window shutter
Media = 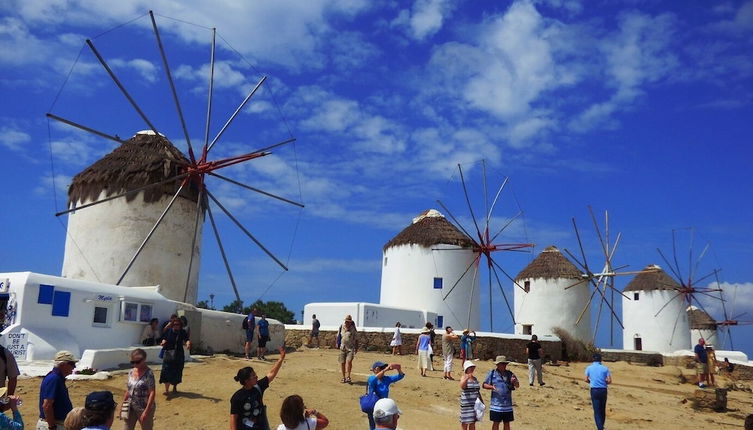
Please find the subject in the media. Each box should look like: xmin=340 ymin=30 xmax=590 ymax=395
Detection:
xmin=52 ymin=291 xmax=71 ymax=317
xmin=38 ymin=284 xmax=55 ymax=304
xmin=433 ymin=277 xmax=443 ymax=289
xmin=437 ymin=315 xmax=444 ymax=327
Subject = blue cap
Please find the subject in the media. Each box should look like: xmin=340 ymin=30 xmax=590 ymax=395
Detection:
xmin=85 ymin=391 xmax=116 ymax=412
xmin=372 ymin=361 xmax=387 ymax=370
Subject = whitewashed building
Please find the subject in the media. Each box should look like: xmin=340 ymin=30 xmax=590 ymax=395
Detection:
xmin=622 ymin=264 xmax=691 ymax=353
xmin=62 ymin=131 xmax=203 ymax=304
xmin=379 ymin=209 xmax=478 ymax=330
xmin=513 ymin=246 xmax=591 ymax=342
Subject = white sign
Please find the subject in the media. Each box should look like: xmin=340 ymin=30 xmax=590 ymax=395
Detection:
xmin=5 ymin=332 xmax=27 ymax=360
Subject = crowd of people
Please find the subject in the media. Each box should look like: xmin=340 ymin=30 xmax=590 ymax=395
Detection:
xmin=0 ymin=310 xmax=739 ymax=430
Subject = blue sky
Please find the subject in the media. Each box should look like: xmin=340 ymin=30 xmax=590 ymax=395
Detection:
xmin=1 ymin=1 xmax=752 ymax=356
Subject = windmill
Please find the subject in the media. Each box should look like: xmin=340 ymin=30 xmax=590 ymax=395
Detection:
xmin=653 ymin=228 xmax=723 ymax=344
xmin=46 ymin=11 xmax=303 ymax=309
xmin=713 ymin=278 xmax=753 ymax=350
xmin=434 ymin=161 xmax=534 ymax=332
xmin=561 ymin=206 xmax=651 ymax=345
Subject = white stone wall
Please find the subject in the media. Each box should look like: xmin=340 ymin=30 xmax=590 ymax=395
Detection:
xmin=622 ymin=289 xmax=691 ymax=353
xmin=62 ymin=190 xmax=203 ymax=304
xmin=380 ymin=243 xmax=479 ymax=330
xmin=514 ymin=277 xmax=592 ymax=342
xmin=690 ymin=328 xmax=718 ymax=348
xmin=303 ymin=302 xmax=436 ymax=329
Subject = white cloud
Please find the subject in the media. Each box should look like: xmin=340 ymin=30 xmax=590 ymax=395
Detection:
xmin=110 ymin=58 xmax=159 ymax=83
xmin=0 ymin=126 xmax=31 ymax=152
xmin=288 ymin=258 xmax=378 ymax=273
xmin=35 ymin=173 xmax=71 ymax=197
xmin=408 ymin=0 xmax=455 ymax=40
xmin=699 ymin=281 xmax=753 ymax=321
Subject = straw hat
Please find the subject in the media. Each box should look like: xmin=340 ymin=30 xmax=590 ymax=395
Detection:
xmin=494 ymin=355 xmax=510 ymax=365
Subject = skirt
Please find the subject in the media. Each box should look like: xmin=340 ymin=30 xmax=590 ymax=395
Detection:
xmin=417 ymin=350 xmax=430 ymax=369
xmin=460 ymin=403 xmax=478 ymax=423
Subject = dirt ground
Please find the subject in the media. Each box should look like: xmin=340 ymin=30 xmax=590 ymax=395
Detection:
xmin=12 ymin=349 xmax=753 ymax=429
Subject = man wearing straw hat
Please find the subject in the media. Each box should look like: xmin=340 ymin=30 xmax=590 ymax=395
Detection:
xmin=337 ymin=315 xmax=358 ymax=384
xmin=38 ymin=350 xmax=77 ymax=430
xmin=482 ymin=355 xmax=519 ymax=430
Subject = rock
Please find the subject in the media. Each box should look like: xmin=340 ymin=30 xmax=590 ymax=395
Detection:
xmin=692 ymin=388 xmax=728 ymax=412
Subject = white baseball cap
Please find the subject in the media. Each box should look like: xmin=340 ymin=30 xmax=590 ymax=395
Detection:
xmin=373 ymin=398 xmax=401 ymax=419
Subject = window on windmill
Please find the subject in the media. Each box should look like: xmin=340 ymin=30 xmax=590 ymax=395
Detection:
xmin=522 ymin=324 xmax=532 ymax=335
xmin=433 ymin=277 xmax=443 ymax=289
xmin=524 ymin=281 xmax=531 ymax=292
xmin=121 ymin=301 xmax=154 ymax=323
xmin=384 ymin=257 xmax=388 ymax=267
xmin=634 ymin=292 xmax=639 ymax=301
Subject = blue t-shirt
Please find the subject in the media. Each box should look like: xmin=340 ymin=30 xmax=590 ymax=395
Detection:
xmin=39 ymin=367 xmax=73 ymax=420
xmin=585 ymin=362 xmax=611 ymax=389
xmin=483 ymin=369 xmax=514 ymax=412
xmin=460 ymin=334 xmax=475 ymax=351
xmin=694 ymin=344 xmax=708 ymax=363
xmin=418 ymin=334 xmax=431 ymax=351
xmin=367 ymin=373 xmax=405 ymax=398
xmin=258 ymin=319 xmax=269 ymax=337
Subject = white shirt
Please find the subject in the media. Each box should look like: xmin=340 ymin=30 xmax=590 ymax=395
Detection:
xmin=277 ymin=416 xmax=317 ymax=430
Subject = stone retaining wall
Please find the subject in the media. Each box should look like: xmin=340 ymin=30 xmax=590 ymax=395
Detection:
xmin=284 ymin=326 xmax=561 ymax=363
xmin=600 ymin=349 xmax=664 ymax=366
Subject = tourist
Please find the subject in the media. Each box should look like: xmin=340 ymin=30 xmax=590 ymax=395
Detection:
xmin=705 ymin=344 xmax=717 ymax=387
xmin=426 ymin=322 xmax=436 ymax=370
xmin=141 ymin=318 xmax=159 ymax=346
xmin=525 ymin=334 xmax=544 ymax=386
xmin=243 ymin=310 xmax=256 ymax=360
xmin=442 ymin=327 xmax=459 ymax=380
xmin=389 ymin=322 xmax=402 ymax=355
xmin=373 ymin=398 xmax=401 ymax=430
xmin=121 ymin=348 xmax=156 ymax=430
xmin=307 ymin=314 xmax=320 ymax=349
xmin=337 ymin=315 xmax=358 ymax=383
xmin=694 ymin=338 xmax=709 ymax=388
xmin=179 ymin=316 xmax=191 ymax=348
xmin=64 ymin=407 xmax=85 ymax=430
xmin=159 ymin=316 xmax=191 ymax=396
xmin=276 ymin=394 xmax=329 ymax=430
xmin=722 ymin=357 xmax=735 ymax=375
xmin=230 ymin=345 xmax=286 ymax=430
xmin=482 ymin=356 xmax=519 ymax=430
xmin=416 ymin=328 xmax=432 ymax=377
xmin=0 ymin=342 xmax=19 ymax=397
xmin=0 ymin=386 xmax=23 ymax=429
xmin=80 ymin=391 xmax=117 ymax=430
xmin=459 ymin=361 xmax=481 ymax=430
xmin=38 ymin=350 xmax=77 ymax=430
xmin=585 ymin=353 xmax=612 ymax=430
xmin=460 ymin=330 xmax=476 ymax=361
xmin=257 ymin=314 xmax=271 ymax=360
xmin=366 ymin=362 xmax=405 ymax=429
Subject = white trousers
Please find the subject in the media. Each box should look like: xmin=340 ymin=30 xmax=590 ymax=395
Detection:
xmin=444 ymin=352 xmax=454 ymax=372
xmin=528 ymin=358 xmax=543 ymax=384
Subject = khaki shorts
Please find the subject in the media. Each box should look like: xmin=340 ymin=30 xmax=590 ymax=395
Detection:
xmin=338 ymin=349 xmax=354 ymax=363
xmin=696 ymin=362 xmax=709 ymax=374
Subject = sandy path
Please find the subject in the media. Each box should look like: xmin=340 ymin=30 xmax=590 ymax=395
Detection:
xmin=11 ymin=349 xmax=752 ymax=429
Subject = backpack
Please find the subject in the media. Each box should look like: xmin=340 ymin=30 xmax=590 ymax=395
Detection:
xmin=242 ymin=317 xmax=248 ymax=330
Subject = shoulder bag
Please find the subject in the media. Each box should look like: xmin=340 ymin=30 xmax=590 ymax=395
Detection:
xmin=359 ymin=380 xmax=379 ymax=413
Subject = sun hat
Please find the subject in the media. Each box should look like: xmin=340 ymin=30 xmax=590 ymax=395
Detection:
xmin=462 ymin=329 xmax=470 ymax=334
xmin=84 ymin=391 xmax=116 ymax=412
xmin=54 ymin=350 xmax=78 ymax=363
xmin=344 ymin=315 xmax=353 ymax=322
xmin=421 ymin=328 xmax=430 ymax=334
xmin=372 ymin=361 xmax=388 ymax=370
xmin=494 ymin=355 xmax=510 ymax=365
xmin=463 ymin=360 xmax=476 ymax=372
xmin=373 ymin=398 xmax=401 ymax=419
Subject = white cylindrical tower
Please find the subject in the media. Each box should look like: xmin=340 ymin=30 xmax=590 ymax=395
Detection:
xmin=379 ymin=209 xmax=479 ymax=330
xmin=61 ymin=131 xmax=203 ymax=304
xmin=687 ymin=306 xmax=718 ymax=348
xmin=513 ymin=246 xmax=591 ymax=342
xmin=622 ymin=264 xmax=691 ymax=353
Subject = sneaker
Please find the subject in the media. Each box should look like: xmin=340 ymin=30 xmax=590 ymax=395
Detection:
xmin=529 ymin=383 xmax=533 ymax=386
xmin=540 ymin=382 xmax=546 ymax=386
xmin=698 ymin=383 xmax=706 ymax=388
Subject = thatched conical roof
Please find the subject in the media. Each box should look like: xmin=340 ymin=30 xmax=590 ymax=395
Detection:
xmin=687 ymin=306 xmax=717 ymax=330
xmin=383 ymin=209 xmax=474 ymax=251
xmin=623 ymin=264 xmax=680 ymax=292
xmin=68 ymin=131 xmax=197 ymax=205
xmin=514 ymin=245 xmax=583 ymax=281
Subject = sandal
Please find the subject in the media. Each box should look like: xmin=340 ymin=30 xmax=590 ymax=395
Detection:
xmin=346 ymin=377 xmax=352 ymax=383
xmin=340 ymin=378 xmax=347 ymax=383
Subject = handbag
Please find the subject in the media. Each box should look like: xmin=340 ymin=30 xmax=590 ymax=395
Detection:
xmin=359 ymin=382 xmax=379 ymax=413
xmin=120 ymin=399 xmax=130 ymax=420
xmin=474 ymin=396 xmax=485 ymax=422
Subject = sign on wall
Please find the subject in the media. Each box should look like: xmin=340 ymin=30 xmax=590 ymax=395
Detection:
xmin=5 ymin=332 xmax=27 ymax=360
